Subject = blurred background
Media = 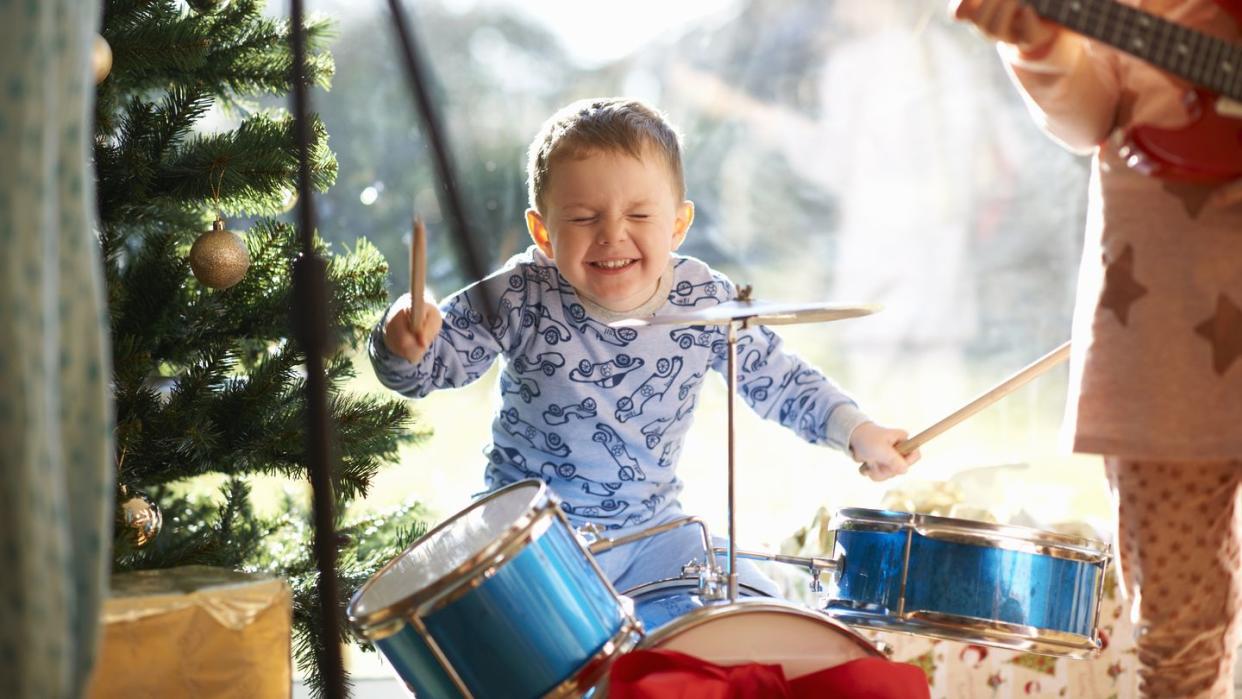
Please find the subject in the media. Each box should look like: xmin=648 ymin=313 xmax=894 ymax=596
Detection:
xmin=255 ymin=0 xmax=1108 ymax=688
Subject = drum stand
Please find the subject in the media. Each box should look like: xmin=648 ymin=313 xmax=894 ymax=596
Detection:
xmin=600 ymin=287 xmax=875 ymax=603
xmin=723 ymin=314 xmax=745 ymax=601
xmin=721 ymin=288 xmax=843 ymax=601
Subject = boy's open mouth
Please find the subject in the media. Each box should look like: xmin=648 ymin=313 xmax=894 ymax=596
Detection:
xmin=590 ymin=259 xmax=637 ymax=270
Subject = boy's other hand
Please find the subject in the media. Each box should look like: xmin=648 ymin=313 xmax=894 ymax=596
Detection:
xmin=850 ymin=422 xmax=921 ymax=482
xmin=383 ymin=291 xmax=442 ymax=364
xmin=950 ymin=0 xmax=1058 ymax=54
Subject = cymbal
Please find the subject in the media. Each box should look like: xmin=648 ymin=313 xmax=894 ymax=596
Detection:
xmin=612 ymin=300 xmax=881 ymax=327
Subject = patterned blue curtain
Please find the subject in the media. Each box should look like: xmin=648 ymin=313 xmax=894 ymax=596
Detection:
xmin=0 ymin=0 xmax=114 ymax=697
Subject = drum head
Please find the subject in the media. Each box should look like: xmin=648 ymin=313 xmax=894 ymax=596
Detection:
xmin=639 ymin=599 xmax=879 ymax=679
xmin=351 ymin=480 xmax=546 ymax=621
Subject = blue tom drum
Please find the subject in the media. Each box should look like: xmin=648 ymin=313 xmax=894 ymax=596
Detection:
xmin=825 ymin=508 xmax=1110 ymax=657
xmin=348 ymin=480 xmax=642 ymax=698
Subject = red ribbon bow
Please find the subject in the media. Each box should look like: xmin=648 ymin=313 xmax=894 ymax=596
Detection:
xmin=608 ymin=649 xmax=931 ymax=699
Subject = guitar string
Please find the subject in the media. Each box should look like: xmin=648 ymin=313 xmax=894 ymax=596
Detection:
xmin=1034 ymin=0 xmax=1240 ymax=95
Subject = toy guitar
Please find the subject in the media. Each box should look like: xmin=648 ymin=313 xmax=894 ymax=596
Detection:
xmin=1023 ymin=0 xmax=1242 ymax=181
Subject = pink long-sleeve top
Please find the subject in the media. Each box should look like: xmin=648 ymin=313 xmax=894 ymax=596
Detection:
xmin=1004 ymin=0 xmax=1242 ymax=460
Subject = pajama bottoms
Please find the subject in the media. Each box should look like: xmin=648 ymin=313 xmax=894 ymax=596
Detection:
xmin=590 ymin=505 xmax=782 ymax=599
xmin=1106 ymin=457 xmax=1242 ymax=698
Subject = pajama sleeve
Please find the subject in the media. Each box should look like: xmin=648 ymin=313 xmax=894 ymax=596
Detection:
xmin=1002 ymin=35 xmax=1122 ymax=154
xmin=707 ymin=278 xmax=870 ymax=451
xmin=369 ymin=263 xmax=529 ymax=399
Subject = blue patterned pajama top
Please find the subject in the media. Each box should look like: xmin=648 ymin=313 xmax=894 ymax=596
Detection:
xmin=369 ymin=247 xmax=870 ymax=532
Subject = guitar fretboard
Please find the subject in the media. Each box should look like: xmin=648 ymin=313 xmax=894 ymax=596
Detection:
xmin=1027 ymin=0 xmax=1242 ymax=100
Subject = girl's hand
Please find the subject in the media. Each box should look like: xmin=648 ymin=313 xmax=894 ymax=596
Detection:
xmin=383 ymin=291 xmax=443 ymax=364
xmin=950 ymin=0 xmax=1059 ymax=55
xmin=850 ymin=422 xmax=921 ymax=482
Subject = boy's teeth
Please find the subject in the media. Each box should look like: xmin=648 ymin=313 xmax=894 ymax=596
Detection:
xmin=594 ymin=259 xmax=632 ymax=269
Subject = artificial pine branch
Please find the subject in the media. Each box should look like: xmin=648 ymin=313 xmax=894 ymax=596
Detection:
xmin=95 ymin=0 xmax=428 ymax=693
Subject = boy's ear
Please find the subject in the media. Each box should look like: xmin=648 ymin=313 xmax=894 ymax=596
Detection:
xmin=526 ymin=208 xmax=554 ymax=257
xmin=671 ymin=200 xmax=695 ymax=250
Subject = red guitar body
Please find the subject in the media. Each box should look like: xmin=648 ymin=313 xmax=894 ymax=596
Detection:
xmin=1116 ymin=0 xmax=1242 ymax=182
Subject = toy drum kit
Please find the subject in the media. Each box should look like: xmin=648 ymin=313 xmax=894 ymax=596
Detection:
xmin=348 ymin=292 xmax=1109 ymax=697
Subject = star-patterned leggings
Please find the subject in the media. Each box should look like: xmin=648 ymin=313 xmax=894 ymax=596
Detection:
xmin=1106 ymin=458 xmax=1242 ymax=698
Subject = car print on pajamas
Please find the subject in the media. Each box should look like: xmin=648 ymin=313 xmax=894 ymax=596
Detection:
xmin=483 ymin=444 xmax=543 ymax=487
xmin=560 ymin=498 xmax=629 ymax=520
xmin=741 ymin=375 xmax=773 ymax=403
xmin=668 ymin=326 xmax=726 ymax=355
xmin=668 ymin=279 xmax=722 ymax=307
xmin=657 ymin=440 xmax=680 ymax=468
xmin=592 ymin=423 xmax=645 ymax=482
xmin=443 ymin=303 xmax=490 ymax=365
xmin=569 ymin=354 xmax=645 ymax=388
xmin=540 ymin=461 xmax=622 ymax=497
xmin=499 ymin=372 xmax=540 ymax=403
xmin=512 ymin=351 xmax=566 ymax=377
xmin=542 ymin=397 xmax=597 ymax=426
xmin=616 ymin=356 xmax=683 ymax=423
xmin=639 ymin=396 xmax=695 ymax=450
xmin=500 ymin=408 xmax=571 ymax=457
xmin=563 ymin=302 xmax=639 ymax=347
xmin=736 ymin=326 xmax=779 ymax=373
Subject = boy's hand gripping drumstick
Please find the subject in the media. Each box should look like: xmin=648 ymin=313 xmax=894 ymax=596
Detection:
xmin=409 ymin=216 xmax=426 ymax=336
xmin=860 ymin=340 xmax=1072 ymax=477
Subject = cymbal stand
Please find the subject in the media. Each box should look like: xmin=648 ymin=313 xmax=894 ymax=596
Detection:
xmin=724 ymin=284 xmax=754 ymax=603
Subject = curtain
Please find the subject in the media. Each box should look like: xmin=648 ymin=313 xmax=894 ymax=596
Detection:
xmin=0 ymin=1 xmax=114 ymax=697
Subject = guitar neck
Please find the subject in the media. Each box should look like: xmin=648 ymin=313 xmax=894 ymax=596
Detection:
xmin=1027 ymin=0 xmax=1242 ymax=100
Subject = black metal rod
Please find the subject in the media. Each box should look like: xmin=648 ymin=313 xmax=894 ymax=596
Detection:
xmin=385 ymin=0 xmax=495 ymax=303
xmin=289 ymin=0 xmax=345 ymax=696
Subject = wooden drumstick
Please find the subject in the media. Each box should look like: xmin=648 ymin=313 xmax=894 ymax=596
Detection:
xmin=861 ymin=341 xmax=1071 ymax=474
xmin=409 ymin=215 xmax=426 ymax=334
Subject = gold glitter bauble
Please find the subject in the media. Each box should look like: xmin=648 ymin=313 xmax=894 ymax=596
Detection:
xmin=115 ymin=486 xmax=162 ymax=550
xmin=189 ymin=218 xmax=250 ymax=289
xmin=93 ymin=34 xmax=112 ymax=84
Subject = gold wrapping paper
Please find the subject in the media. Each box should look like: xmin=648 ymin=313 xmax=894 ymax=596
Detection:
xmin=87 ymin=565 xmax=291 ymax=699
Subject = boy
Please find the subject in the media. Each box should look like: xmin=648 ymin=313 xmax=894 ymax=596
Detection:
xmin=370 ymin=97 xmax=918 ymax=595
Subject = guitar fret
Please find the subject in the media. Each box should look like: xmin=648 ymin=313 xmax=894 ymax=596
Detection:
xmin=1177 ymin=25 xmax=1197 ymax=83
xmin=1190 ymin=30 xmax=1211 ymax=87
xmin=1027 ymin=0 xmax=1242 ymax=99
xmin=1094 ymin=0 xmax=1111 ymax=43
xmin=1154 ymin=13 xmax=1174 ymax=75
xmin=1205 ymin=34 xmax=1223 ymax=90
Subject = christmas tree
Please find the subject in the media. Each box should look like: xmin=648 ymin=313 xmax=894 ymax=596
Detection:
xmin=94 ymin=1 xmax=425 ymax=694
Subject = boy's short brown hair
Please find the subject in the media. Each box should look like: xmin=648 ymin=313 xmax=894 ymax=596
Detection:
xmin=526 ymin=97 xmax=686 ymax=214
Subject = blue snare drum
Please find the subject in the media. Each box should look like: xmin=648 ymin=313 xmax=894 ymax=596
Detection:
xmin=624 ymin=576 xmax=768 ymax=633
xmin=348 ymin=480 xmax=642 ymax=698
xmin=825 ymin=508 xmax=1110 ymax=657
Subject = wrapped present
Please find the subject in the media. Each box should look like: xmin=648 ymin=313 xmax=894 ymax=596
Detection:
xmin=86 ymin=565 xmax=291 ymax=699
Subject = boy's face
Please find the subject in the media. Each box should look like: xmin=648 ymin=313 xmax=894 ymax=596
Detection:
xmin=526 ymin=147 xmax=694 ymax=312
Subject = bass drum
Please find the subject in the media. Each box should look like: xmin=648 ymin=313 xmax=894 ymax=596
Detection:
xmin=634 ymin=599 xmax=880 ymax=679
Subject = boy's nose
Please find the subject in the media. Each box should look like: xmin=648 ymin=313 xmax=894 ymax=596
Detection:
xmin=596 ymin=218 xmax=627 ymax=245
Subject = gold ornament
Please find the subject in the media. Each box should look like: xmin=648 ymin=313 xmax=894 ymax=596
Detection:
xmin=115 ymin=485 xmax=163 ymax=550
xmin=93 ymin=34 xmax=112 ymax=84
xmin=190 ymin=217 xmax=250 ymax=289
xmin=187 ymin=0 xmax=230 ymax=13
